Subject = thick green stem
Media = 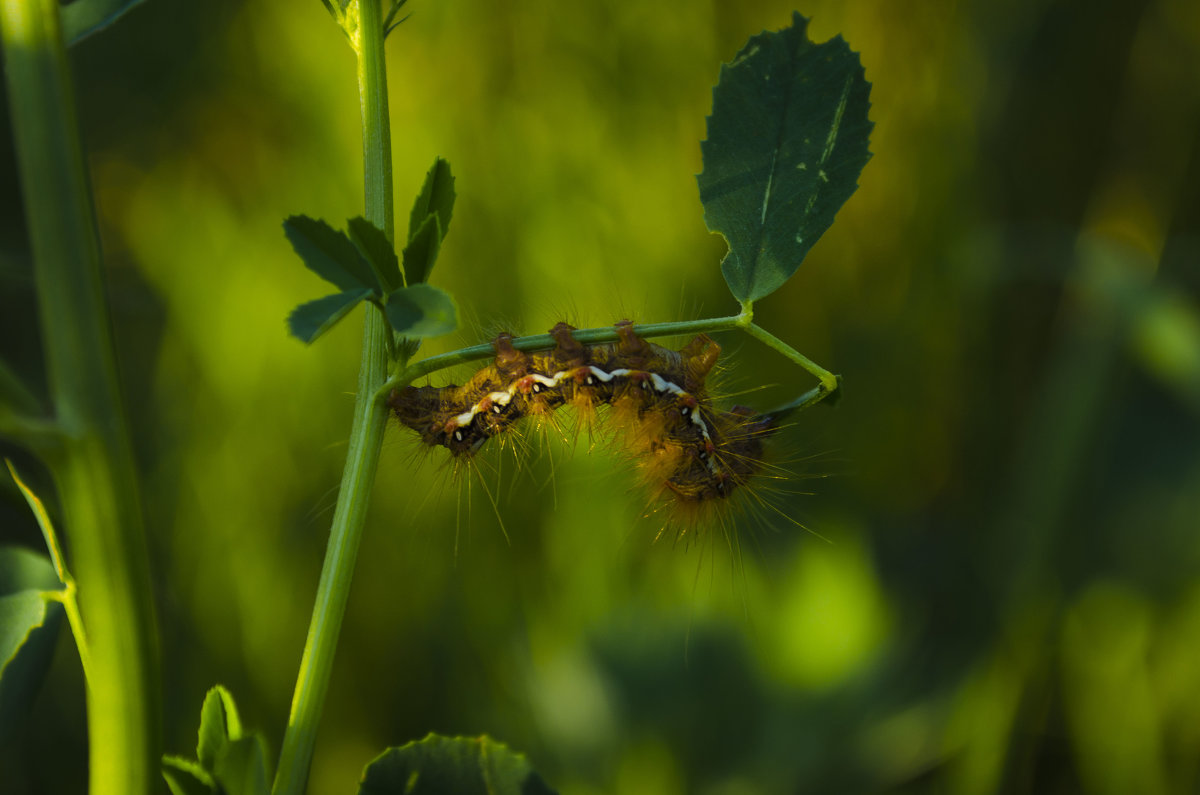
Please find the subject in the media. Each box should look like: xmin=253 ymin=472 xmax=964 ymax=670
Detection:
xmin=1 ymin=0 xmax=159 ymax=791
xmin=272 ymin=1 xmax=394 ymax=793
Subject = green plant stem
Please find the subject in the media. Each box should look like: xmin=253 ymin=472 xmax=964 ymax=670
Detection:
xmin=740 ymin=322 xmax=840 ymax=396
xmin=377 ymin=308 xmax=841 ymax=412
xmin=379 ymin=313 xmax=751 ymax=398
xmin=762 ymin=384 xmax=831 ymax=419
xmin=273 ymin=1 xmax=394 ymax=793
xmin=1 ymin=0 xmax=160 ymax=792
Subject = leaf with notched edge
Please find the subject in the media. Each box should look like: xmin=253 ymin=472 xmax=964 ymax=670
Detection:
xmin=698 ymin=12 xmax=873 ymax=303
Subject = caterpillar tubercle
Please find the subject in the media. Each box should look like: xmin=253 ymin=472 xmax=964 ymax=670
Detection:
xmin=387 ymin=321 xmax=779 ymax=505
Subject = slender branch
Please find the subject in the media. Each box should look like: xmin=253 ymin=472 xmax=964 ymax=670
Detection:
xmin=762 ymin=384 xmax=832 ymax=420
xmin=741 ymin=322 xmax=841 ymax=396
xmin=378 ymin=313 xmax=752 ymax=400
xmin=2 ymin=2 xmax=160 ymax=793
xmin=375 ymin=303 xmax=840 ymax=419
xmin=273 ymin=1 xmax=394 ymax=792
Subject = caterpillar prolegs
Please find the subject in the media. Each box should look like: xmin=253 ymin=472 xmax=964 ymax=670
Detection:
xmin=388 ymin=321 xmax=781 ymax=507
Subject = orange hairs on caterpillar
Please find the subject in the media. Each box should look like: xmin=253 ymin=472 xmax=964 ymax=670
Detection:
xmin=386 ymin=320 xmax=783 ymax=529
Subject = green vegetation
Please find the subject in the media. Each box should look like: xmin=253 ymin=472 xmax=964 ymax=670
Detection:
xmin=3 ymin=1 xmax=1200 ymax=793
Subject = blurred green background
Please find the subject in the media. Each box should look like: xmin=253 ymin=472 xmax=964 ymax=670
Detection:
xmin=3 ymin=0 xmax=1200 ymax=792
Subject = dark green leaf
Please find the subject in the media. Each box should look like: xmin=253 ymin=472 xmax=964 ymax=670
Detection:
xmin=197 ymin=685 xmax=244 ymax=770
xmin=0 ymin=547 xmax=64 ymax=748
xmin=359 ymin=734 xmax=557 ymax=795
xmin=284 ymin=215 xmax=377 ymax=293
xmin=212 ymin=736 xmax=272 ymax=795
xmin=697 ymin=12 xmax=873 ymax=303
xmin=407 ymin=158 xmax=455 ymax=245
xmin=401 ymin=215 xmax=442 ymax=286
xmin=162 ymin=756 xmax=216 ymax=795
xmin=287 ymin=288 xmax=373 ymax=344
xmin=347 ymin=217 xmax=402 ymax=293
xmin=384 ymin=284 xmax=457 ymax=339
xmin=383 ymin=0 xmax=410 ymax=37
xmin=62 ymin=0 xmax=148 ymax=45
xmin=320 ymin=0 xmax=352 ymax=18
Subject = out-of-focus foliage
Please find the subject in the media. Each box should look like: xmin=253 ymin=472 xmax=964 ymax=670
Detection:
xmin=62 ymin=0 xmax=148 ymax=44
xmin=162 ymin=686 xmax=272 ymax=795
xmin=359 ymin=734 xmax=556 ymax=795
xmin=1 ymin=0 xmax=1199 ymax=793
xmin=0 ymin=546 xmax=64 ymax=747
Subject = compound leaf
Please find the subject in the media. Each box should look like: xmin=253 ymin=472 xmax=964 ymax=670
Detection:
xmin=359 ymin=734 xmax=557 ymax=795
xmin=384 ymin=284 xmax=457 ymax=339
xmin=698 ymin=12 xmax=873 ymax=303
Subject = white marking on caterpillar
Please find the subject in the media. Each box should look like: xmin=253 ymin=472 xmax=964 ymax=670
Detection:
xmin=445 ymin=364 xmax=719 ymax=473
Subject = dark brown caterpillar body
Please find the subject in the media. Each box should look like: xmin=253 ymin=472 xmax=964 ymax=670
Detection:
xmin=388 ymin=321 xmax=778 ymax=503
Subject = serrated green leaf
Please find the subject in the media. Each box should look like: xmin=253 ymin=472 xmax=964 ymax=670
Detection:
xmin=212 ymin=735 xmax=272 ymax=795
xmin=162 ymin=755 xmax=216 ymax=795
xmin=62 ymin=0 xmax=148 ymax=45
xmin=408 ymin=158 xmax=455 ymax=245
xmin=0 ymin=547 xmax=64 ymax=748
xmin=197 ymin=685 xmax=244 ymax=770
xmin=347 ymin=217 xmax=401 ymax=293
xmin=697 ymin=12 xmax=873 ymax=303
xmin=384 ymin=284 xmax=457 ymax=339
xmin=284 ymin=215 xmax=377 ymax=293
xmin=287 ymin=288 xmax=373 ymax=344
xmin=401 ymin=215 xmax=442 ymax=286
xmin=359 ymin=734 xmax=557 ymax=795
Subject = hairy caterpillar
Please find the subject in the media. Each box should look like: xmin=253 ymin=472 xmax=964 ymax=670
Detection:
xmin=388 ymin=321 xmax=781 ymax=508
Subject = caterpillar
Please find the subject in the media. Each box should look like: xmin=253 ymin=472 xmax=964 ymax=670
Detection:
xmin=387 ymin=321 xmax=780 ymax=508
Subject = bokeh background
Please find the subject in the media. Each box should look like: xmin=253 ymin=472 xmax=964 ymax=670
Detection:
xmin=3 ymin=0 xmax=1200 ymax=792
